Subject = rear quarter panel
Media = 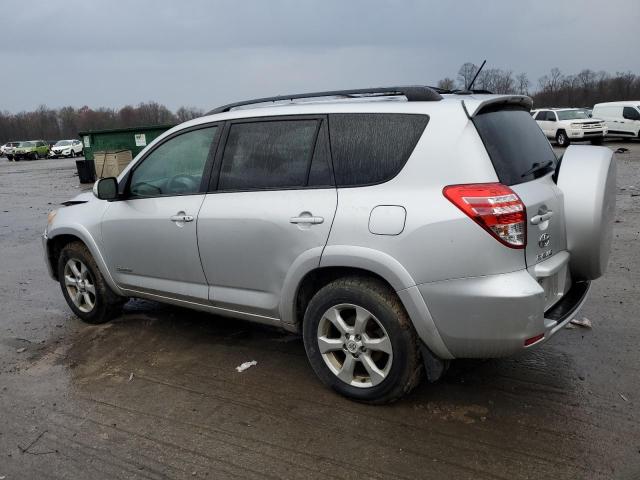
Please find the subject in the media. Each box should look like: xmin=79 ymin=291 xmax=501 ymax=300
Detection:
xmin=323 ymin=102 xmax=527 ymax=288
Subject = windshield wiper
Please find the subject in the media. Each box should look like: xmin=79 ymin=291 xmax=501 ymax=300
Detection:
xmin=521 ymin=160 xmax=554 ymax=178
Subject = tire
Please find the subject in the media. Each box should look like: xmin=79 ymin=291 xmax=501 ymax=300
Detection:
xmin=302 ymin=276 xmax=422 ymax=404
xmin=591 ymin=137 xmax=604 ymax=145
xmin=32 ymin=152 xmax=39 ymax=160
xmin=58 ymin=241 xmax=124 ymax=324
xmin=556 ymin=130 xmax=570 ymax=147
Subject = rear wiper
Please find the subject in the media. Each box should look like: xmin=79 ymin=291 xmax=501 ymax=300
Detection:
xmin=521 ymin=160 xmax=554 ymax=178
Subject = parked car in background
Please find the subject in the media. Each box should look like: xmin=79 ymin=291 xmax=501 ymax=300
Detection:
xmin=43 ymin=86 xmax=616 ymax=403
xmin=49 ymin=139 xmax=83 ymax=158
xmin=12 ymin=140 xmax=50 ymax=160
xmin=531 ymin=108 xmax=607 ymax=146
xmin=592 ymin=101 xmax=640 ymax=139
xmin=1 ymin=141 xmax=20 ymax=159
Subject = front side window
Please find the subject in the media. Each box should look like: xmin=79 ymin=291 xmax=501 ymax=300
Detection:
xmin=623 ymin=107 xmax=640 ymax=120
xmin=218 ymin=120 xmax=319 ymax=191
xmin=129 ymin=126 xmax=217 ymax=197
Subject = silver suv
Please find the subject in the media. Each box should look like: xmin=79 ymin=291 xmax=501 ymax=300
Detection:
xmin=43 ymin=86 xmax=616 ymax=403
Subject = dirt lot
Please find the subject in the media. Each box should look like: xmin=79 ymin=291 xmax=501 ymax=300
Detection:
xmin=0 ymin=144 xmax=639 ymax=479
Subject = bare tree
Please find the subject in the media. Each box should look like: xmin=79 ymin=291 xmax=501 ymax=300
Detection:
xmin=516 ymin=73 xmax=530 ymax=95
xmin=176 ymin=106 xmax=204 ymax=122
xmin=436 ymin=77 xmax=456 ymax=90
xmin=457 ymin=62 xmax=478 ymax=89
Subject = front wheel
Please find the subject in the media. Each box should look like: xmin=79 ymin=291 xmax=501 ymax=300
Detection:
xmin=58 ymin=241 xmax=124 ymax=324
xmin=556 ymin=130 xmax=570 ymax=147
xmin=303 ymin=277 xmax=422 ymax=404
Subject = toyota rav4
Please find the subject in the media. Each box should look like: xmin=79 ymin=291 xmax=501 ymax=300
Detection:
xmin=43 ymin=86 xmax=616 ymax=403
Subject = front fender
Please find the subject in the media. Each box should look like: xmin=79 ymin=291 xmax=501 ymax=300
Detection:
xmin=46 ymin=224 xmax=124 ymax=296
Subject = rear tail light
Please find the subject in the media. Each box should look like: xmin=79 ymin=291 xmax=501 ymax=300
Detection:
xmin=443 ymin=183 xmax=527 ymax=248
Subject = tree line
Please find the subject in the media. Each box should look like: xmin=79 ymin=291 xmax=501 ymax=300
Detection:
xmin=2 ymin=65 xmax=640 ymax=143
xmin=439 ymin=63 xmax=640 ymax=108
xmin=0 ymin=102 xmax=203 ymax=143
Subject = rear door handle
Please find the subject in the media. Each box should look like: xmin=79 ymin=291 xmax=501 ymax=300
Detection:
xmin=290 ymin=216 xmax=324 ymax=225
xmin=170 ymin=214 xmax=194 ymax=222
xmin=531 ymin=211 xmax=553 ymax=225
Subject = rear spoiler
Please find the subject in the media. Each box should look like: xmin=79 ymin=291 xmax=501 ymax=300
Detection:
xmin=462 ymin=95 xmax=533 ymax=118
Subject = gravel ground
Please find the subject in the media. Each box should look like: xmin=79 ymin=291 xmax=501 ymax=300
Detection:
xmin=0 ymin=143 xmax=639 ymax=479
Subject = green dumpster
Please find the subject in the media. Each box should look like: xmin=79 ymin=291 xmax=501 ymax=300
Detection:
xmin=78 ymin=124 xmax=176 ymax=162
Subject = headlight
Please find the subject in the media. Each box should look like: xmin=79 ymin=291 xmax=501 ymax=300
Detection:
xmin=47 ymin=210 xmax=58 ymax=225
xmin=570 ymin=123 xmax=582 ymax=128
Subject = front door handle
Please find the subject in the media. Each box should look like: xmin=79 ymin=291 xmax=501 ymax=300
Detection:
xmin=531 ymin=211 xmax=553 ymax=225
xmin=170 ymin=214 xmax=194 ymax=223
xmin=290 ymin=215 xmax=324 ymax=225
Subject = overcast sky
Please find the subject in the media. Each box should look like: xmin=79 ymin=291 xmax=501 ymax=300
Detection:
xmin=1 ymin=0 xmax=638 ymax=113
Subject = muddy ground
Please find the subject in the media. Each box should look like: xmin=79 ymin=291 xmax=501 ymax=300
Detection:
xmin=0 ymin=143 xmax=639 ymax=479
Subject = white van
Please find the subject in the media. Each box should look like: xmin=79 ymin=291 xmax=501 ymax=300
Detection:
xmin=592 ymin=101 xmax=640 ymax=139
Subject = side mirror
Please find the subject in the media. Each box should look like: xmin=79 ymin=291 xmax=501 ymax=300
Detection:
xmin=93 ymin=177 xmax=118 ymax=200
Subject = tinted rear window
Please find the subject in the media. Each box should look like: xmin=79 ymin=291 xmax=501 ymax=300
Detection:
xmin=473 ymin=108 xmax=557 ymax=186
xmin=328 ymin=113 xmax=428 ymax=186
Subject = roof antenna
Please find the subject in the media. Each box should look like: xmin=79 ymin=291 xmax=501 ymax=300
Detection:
xmin=466 ymin=60 xmax=486 ymax=91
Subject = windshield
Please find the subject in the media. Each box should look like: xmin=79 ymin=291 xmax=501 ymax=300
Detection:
xmin=473 ymin=108 xmax=557 ymax=186
xmin=557 ymin=110 xmax=589 ymax=121
xmin=18 ymin=141 xmax=34 ymax=147
xmin=55 ymin=140 xmax=72 ymax=146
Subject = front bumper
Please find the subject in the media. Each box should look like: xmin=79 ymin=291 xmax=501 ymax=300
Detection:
xmin=42 ymin=231 xmax=56 ymax=279
xmin=49 ymin=150 xmax=72 ymax=157
xmin=568 ymin=128 xmax=607 ymax=139
xmin=417 ymin=252 xmax=590 ymax=358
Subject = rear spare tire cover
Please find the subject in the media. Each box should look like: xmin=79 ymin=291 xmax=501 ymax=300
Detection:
xmin=556 ymin=145 xmax=616 ymax=280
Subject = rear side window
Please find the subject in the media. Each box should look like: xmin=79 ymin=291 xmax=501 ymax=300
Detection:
xmin=473 ymin=108 xmax=557 ymax=186
xmin=218 ymin=120 xmax=319 ymax=191
xmin=328 ymin=113 xmax=428 ymax=186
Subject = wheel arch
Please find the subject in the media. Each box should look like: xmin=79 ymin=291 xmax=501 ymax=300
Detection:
xmin=280 ymin=245 xmax=453 ymax=359
xmin=46 ymin=226 xmax=123 ymax=295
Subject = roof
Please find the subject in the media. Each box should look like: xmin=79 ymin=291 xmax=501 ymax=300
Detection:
xmin=78 ymin=124 xmax=176 ymax=136
xmin=207 ymin=86 xmax=444 ymax=115
xmin=593 ymin=101 xmax=640 ymax=107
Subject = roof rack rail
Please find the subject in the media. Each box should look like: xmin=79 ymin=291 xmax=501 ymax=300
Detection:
xmin=207 ymin=85 xmax=443 ymax=114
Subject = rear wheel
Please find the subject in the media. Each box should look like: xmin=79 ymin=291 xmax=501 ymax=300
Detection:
xmin=32 ymin=152 xmax=39 ymax=160
xmin=58 ymin=241 xmax=124 ymax=324
xmin=303 ymin=277 xmax=422 ymax=404
xmin=556 ymin=130 xmax=570 ymax=147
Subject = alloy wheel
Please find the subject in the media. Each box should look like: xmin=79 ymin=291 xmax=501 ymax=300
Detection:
xmin=63 ymin=258 xmax=96 ymax=313
xmin=317 ymin=304 xmax=393 ymax=388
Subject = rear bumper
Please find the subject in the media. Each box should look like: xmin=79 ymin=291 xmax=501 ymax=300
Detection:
xmin=416 ymin=254 xmax=589 ymax=358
